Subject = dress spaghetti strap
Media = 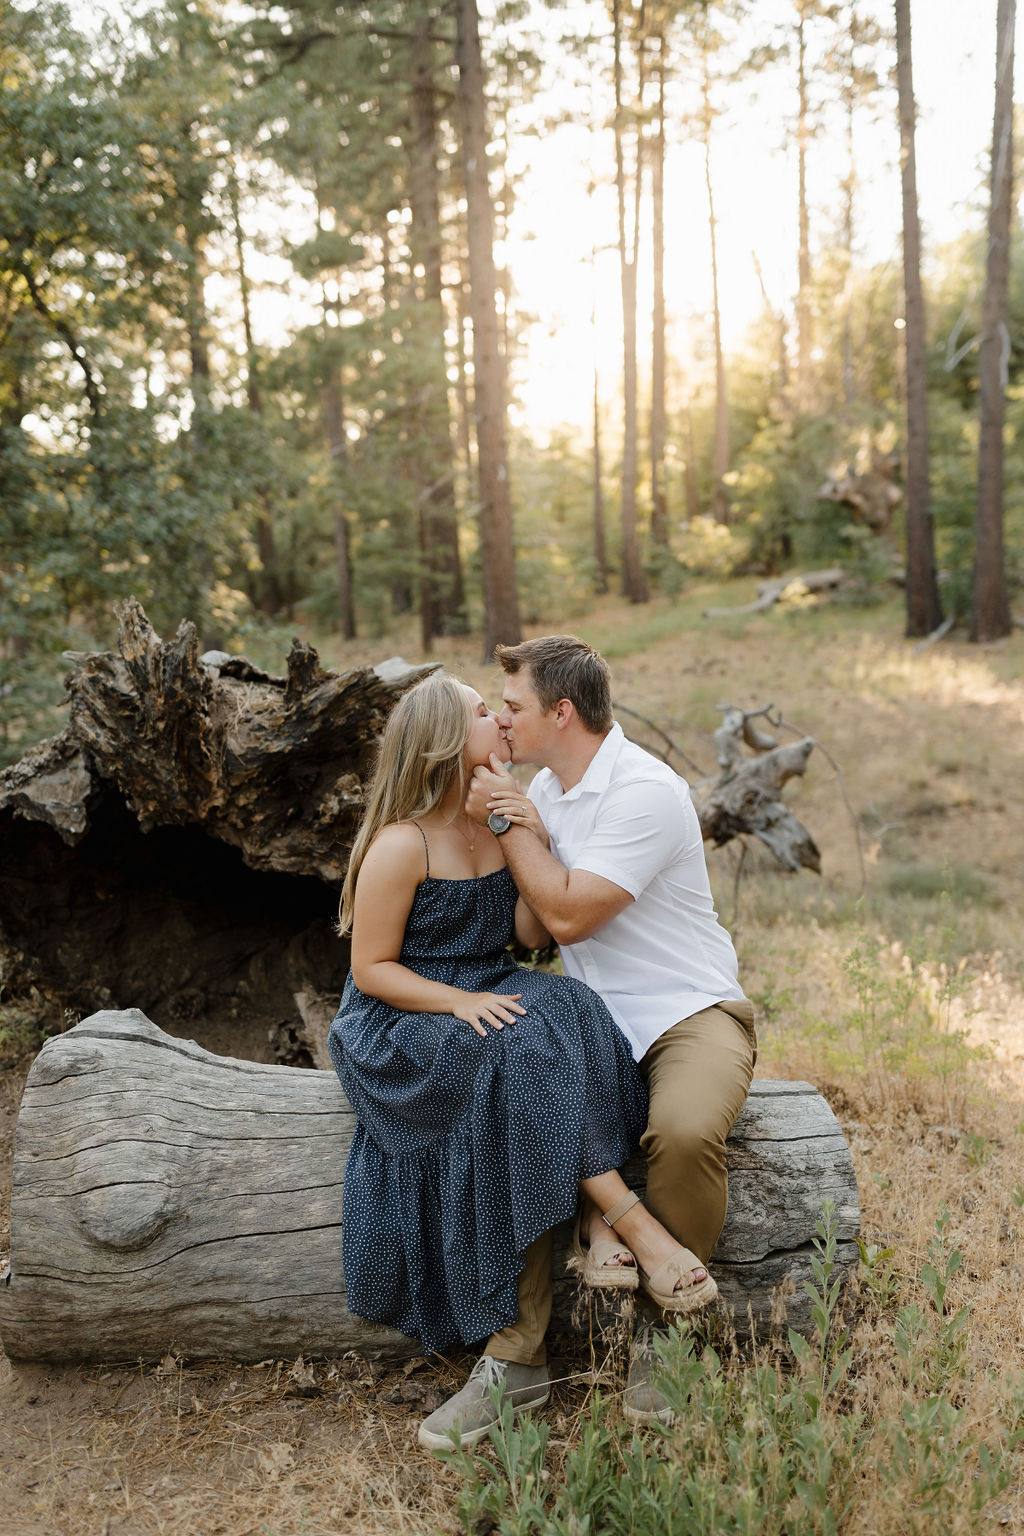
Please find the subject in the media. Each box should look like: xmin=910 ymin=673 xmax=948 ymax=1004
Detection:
xmin=408 ymin=820 xmax=430 ymax=879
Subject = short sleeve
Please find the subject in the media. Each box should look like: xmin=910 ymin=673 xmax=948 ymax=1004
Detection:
xmin=570 ymin=778 xmax=699 ymax=899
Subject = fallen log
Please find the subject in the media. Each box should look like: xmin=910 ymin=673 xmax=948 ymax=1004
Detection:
xmin=703 ymin=567 xmax=845 ymax=620
xmin=0 ymin=1009 xmax=860 ymax=1363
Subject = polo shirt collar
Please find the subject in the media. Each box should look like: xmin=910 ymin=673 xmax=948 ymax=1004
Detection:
xmin=556 ymin=721 xmax=625 ymax=802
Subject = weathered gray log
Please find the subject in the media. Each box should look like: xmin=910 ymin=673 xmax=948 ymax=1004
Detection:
xmin=703 ymin=567 xmax=845 ymax=619
xmin=0 ymin=1010 xmax=860 ymax=1364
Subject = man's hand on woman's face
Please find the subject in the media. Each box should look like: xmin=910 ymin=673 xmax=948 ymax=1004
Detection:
xmin=466 ymin=756 xmax=546 ymax=839
xmin=465 ymin=756 xmax=515 ymax=825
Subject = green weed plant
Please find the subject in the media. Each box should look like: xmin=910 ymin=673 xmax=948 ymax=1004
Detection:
xmin=449 ymin=1206 xmax=1024 ymax=1536
xmin=780 ymin=922 xmax=983 ymax=1119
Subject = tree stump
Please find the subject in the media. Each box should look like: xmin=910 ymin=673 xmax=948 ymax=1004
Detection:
xmin=1 ymin=603 xmax=821 ymax=1056
xmin=0 ymin=599 xmax=436 ymax=1056
xmin=0 ymin=1010 xmax=860 ymax=1364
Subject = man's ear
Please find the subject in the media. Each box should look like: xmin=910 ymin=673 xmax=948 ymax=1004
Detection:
xmin=553 ymin=698 xmax=575 ymax=731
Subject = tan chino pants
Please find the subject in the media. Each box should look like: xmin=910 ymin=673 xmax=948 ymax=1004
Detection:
xmin=486 ymin=1002 xmax=757 ymax=1365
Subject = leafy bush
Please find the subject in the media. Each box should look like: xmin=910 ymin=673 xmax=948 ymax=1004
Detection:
xmin=448 ymin=1206 xmax=1024 ymax=1536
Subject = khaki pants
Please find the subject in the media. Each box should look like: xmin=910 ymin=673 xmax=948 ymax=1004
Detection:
xmin=486 ymin=1002 xmax=757 ymax=1365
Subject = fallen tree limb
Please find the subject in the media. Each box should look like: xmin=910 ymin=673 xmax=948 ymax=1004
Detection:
xmin=0 ymin=1010 xmax=860 ymax=1362
xmin=690 ymin=705 xmax=821 ymax=874
xmin=703 ymin=568 xmax=845 ymax=620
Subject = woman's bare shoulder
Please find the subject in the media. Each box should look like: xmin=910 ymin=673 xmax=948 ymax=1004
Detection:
xmin=361 ymin=821 xmax=429 ymax=878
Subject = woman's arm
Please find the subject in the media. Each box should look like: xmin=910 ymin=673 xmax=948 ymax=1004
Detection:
xmin=514 ymin=896 xmax=551 ymax=951
xmin=350 ymin=824 xmax=526 ymax=1037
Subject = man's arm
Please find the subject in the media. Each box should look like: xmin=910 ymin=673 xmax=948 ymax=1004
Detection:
xmin=465 ymin=760 xmax=633 ymax=944
xmin=496 ymin=827 xmax=633 ymax=945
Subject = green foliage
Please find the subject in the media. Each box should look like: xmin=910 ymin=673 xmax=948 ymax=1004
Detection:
xmin=675 ymin=515 xmax=750 ymax=578
xmin=446 ymin=1205 xmax=1024 ymax=1536
xmin=882 ymin=862 xmax=998 ymax=907
xmin=785 ymin=923 xmax=983 ymax=1114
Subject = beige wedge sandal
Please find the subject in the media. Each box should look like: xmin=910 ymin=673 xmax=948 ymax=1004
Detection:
xmin=602 ymin=1190 xmax=718 ymax=1316
xmin=567 ymin=1202 xmax=639 ymax=1291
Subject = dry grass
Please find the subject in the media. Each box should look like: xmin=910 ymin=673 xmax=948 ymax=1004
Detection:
xmin=2 ymin=587 xmax=1024 ymax=1534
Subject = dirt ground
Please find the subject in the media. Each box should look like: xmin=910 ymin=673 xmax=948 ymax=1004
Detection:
xmin=2 ymin=588 xmax=1023 ymax=1535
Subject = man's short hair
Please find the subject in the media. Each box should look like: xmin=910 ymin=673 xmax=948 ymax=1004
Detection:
xmin=495 ymin=635 xmax=613 ymax=735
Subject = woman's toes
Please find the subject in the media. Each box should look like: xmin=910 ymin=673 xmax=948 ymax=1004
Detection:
xmin=673 ymin=1264 xmax=707 ymax=1292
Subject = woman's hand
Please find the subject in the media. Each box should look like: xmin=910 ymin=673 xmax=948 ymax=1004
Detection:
xmin=451 ymin=991 xmax=526 ymax=1038
xmin=486 ymin=786 xmax=548 ymax=843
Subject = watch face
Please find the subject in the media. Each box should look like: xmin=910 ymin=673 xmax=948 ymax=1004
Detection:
xmin=487 ymin=811 xmax=511 ymax=835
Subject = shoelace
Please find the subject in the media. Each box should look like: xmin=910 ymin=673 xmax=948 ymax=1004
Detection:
xmin=633 ymin=1323 xmax=669 ymax=1361
xmin=470 ymin=1355 xmax=510 ymax=1391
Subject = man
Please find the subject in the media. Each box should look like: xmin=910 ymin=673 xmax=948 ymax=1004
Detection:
xmin=417 ymin=635 xmax=755 ymax=1450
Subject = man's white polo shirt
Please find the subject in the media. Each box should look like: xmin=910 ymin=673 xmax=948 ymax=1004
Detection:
xmin=527 ymin=722 xmax=744 ymax=1062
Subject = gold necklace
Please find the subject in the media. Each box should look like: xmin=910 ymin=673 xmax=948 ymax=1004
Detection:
xmin=448 ymin=815 xmax=477 ymax=853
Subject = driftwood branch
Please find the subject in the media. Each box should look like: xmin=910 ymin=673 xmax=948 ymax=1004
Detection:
xmin=0 ymin=1010 xmax=860 ymax=1363
xmin=691 ymin=705 xmax=821 ymax=874
xmin=703 ymin=568 xmax=845 ymax=620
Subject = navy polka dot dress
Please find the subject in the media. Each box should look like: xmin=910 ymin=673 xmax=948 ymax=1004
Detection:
xmin=328 ymin=855 xmax=648 ymax=1356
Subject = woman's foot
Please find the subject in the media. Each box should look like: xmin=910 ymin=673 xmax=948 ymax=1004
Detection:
xmin=604 ymin=1193 xmax=716 ymax=1314
xmin=569 ymin=1197 xmax=639 ymax=1290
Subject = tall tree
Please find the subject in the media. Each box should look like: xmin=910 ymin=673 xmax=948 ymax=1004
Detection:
xmin=894 ymin=0 xmax=941 ymax=636
xmin=455 ymin=0 xmax=521 ymax=653
xmin=701 ymin=45 xmax=729 ymax=524
xmin=971 ymin=0 xmax=1016 ymax=642
xmin=612 ymin=0 xmax=649 ymax=599
xmin=795 ymin=0 xmax=813 ymax=412
xmin=649 ymin=26 xmax=670 ymax=551
xmin=407 ymin=8 xmax=466 ymax=647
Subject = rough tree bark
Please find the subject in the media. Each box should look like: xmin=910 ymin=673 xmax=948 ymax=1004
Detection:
xmin=407 ymin=16 xmax=466 ymax=646
xmin=0 ymin=1009 xmax=859 ymax=1363
xmin=0 ymin=600 xmax=433 ymax=1043
xmin=971 ymin=0 xmax=1016 ymax=643
xmin=649 ymin=31 xmax=669 ymax=552
xmin=703 ymin=57 xmax=729 ymax=525
xmin=894 ymin=0 xmax=942 ymax=637
xmin=612 ymin=0 xmax=649 ymax=602
xmin=455 ymin=0 xmax=522 ymax=655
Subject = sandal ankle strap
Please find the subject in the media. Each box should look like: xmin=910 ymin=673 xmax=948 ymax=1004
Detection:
xmin=602 ymin=1190 xmax=641 ymax=1227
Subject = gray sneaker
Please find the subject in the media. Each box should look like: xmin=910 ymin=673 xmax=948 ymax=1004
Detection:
xmin=623 ymin=1324 xmax=675 ymax=1426
xmin=417 ymin=1354 xmax=551 ymax=1451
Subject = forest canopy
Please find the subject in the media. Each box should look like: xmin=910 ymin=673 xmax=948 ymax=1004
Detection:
xmin=1 ymin=0 xmax=1021 ymax=765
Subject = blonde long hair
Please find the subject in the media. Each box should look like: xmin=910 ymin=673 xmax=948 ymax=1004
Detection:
xmin=338 ymin=673 xmax=473 ymax=934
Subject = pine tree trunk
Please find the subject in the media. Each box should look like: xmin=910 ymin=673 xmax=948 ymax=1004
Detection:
xmin=408 ymin=29 xmax=466 ymax=648
xmin=228 ymin=159 xmax=281 ymax=618
xmin=796 ymin=8 xmax=813 ymax=413
xmin=894 ymin=0 xmax=942 ymax=637
xmin=455 ymin=0 xmax=521 ymax=655
xmin=613 ymin=0 xmax=648 ymax=602
xmin=324 ymin=361 xmax=356 ymax=642
xmin=649 ymin=35 xmax=669 ymax=551
xmin=592 ymin=363 xmax=608 ymax=594
xmin=840 ymin=19 xmax=856 ymax=413
xmin=684 ymin=403 xmax=701 ymax=521
xmin=703 ymin=61 xmax=729 ymax=526
xmin=971 ymin=0 xmax=1015 ymax=643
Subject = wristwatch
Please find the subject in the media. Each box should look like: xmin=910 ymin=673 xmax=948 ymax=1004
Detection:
xmin=487 ymin=811 xmax=512 ymax=835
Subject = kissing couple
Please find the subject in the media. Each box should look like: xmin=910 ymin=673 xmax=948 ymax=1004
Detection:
xmin=328 ymin=634 xmax=756 ymax=1445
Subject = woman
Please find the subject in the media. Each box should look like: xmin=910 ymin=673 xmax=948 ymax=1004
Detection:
xmin=328 ymin=673 xmax=682 ymax=1359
